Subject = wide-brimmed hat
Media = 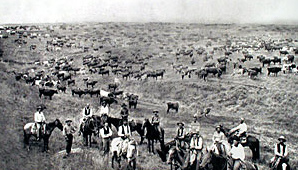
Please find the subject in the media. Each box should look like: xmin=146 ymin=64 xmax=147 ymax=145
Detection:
xmin=177 ymin=121 xmax=184 ymax=126
xmin=278 ymin=136 xmax=286 ymax=142
xmin=65 ymin=119 xmax=72 ymax=123
xmin=193 ymin=114 xmax=198 ymax=118
xmin=36 ymin=105 xmax=45 ymax=110
xmin=153 ymin=110 xmax=159 ymax=114
xmin=216 ymin=125 xmax=221 ymax=129
xmin=121 ymin=103 xmax=127 ymax=107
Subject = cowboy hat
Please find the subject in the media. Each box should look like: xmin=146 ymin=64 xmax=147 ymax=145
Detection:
xmin=121 ymin=103 xmax=127 ymax=107
xmin=36 ymin=105 xmax=45 ymax=110
xmin=278 ymin=135 xmax=286 ymax=142
xmin=65 ymin=119 xmax=72 ymax=123
xmin=216 ymin=125 xmax=221 ymax=129
xmin=177 ymin=121 xmax=184 ymax=126
xmin=193 ymin=114 xmax=198 ymax=118
xmin=153 ymin=110 xmax=159 ymax=114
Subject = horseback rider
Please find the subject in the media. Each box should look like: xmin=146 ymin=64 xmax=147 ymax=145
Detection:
xmin=176 ymin=121 xmax=185 ymax=148
xmin=189 ymin=130 xmax=203 ymax=165
xmin=270 ymin=136 xmax=289 ymax=169
xmin=210 ymin=125 xmax=226 ymax=157
xmin=63 ymin=119 xmax=76 ymax=158
xmin=99 ymin=100 xmax=109 ymax=116
xmin=229 ymin=118 xmax=247 ymax=140
xmin=151 ymin=110 xmax=161 ymax=134
xmin=117 ymin=119 xmax=132 ymax=157
xmin=228 ymin=136 xmax=245 ymax=170
xmin=33 ymin=105 xmax=46 ymax=141
xmin=120 ymin=103 xmax=129 ymax=122
xmin=167 ymin=136 xmax=184 ymax=165
xmin=189 ymin=113 xmax=200 ymax=134
xmin=79 ymin=103 xmax=93 ymax=135
xmin=100 ymin=122 xmax=113 ymax=155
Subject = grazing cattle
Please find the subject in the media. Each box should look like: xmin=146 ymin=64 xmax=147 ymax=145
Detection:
xmin=98 ymin=70 xmax=109 ymax=76
xmin=224 ymin=51 xmax=232 ymax=56
xmin=196 ymin=69 xmax=208 ymax=81
xmin=282 ymin=63 xmax=296 ymax=74
xmin=217 ymin=64 xmax=227 ymax=73
xmin=287 ymin=55 xmax=295 ymax=63
xmin=249 ymin=67 xmax=262 ymax=74
xmin=205 ymin=67 xmax=222 ymax=77
xmin=89 ymin=68 xmax=97 ymax=74
xmin=268 ymin=67 xmax=282 ymax=76
xmin=39 ymin=88 xmax=58 ymax=100
xmin=108 ymin=83 xmax=118 ymax=91
xmin=244 ymin=54 xmax=253 ymax=61
xmin=280 ymin=50 xmax=289 ymax=56
xmin=71 ymin=88 xmax=86 ymax=97
xmin=155 ymin=69 xmax=166 ymax=79
xmin=57 ymin=84 xmax=66 ymax=93
xmin=217 ymin=57 xmax=228 ymax=64
xmin=204 ymin=63 xmax=216 ymax=68
xmin=128 ymin=94 xmax=139 ymax=109
xmin=260 ymin=58 xmax=271 ymax=67
xmin=86 ymin=80 xmax=97 ymax=88
xmin=111 ymin=90 xmax=124 ymax=98
xmin=248 ymin=70 xmax=258 ymax=79
xmin=67 ymin=79 xmax=75 ymax=86
xmin=167 ymin=102 xmax=179 ymax=113
xmin=238 ymin=58 xmax=247 ymax=63
xmin=100 ymin=96 xmax=117 ymax=106
xmin=272 ymin=56 xmax=281 ymax=65
xmin=86 ymin=89 xmax=100 ymax=97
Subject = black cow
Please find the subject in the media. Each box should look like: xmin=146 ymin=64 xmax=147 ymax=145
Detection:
xmin=249 ymin=67 xmax=262 ymax=74
xmin=57 ymin=84 xmax=66 ymax=93
xmin=100 ymin=96 xmax=117 ymax=107
xmin=108 ymin=83 xmax=118 ymax=91
xmin=280 ymin=50 xmax=289 ymax=56
xmin=128 ymin=94 xmax=139 ymax=109
xmin=39 ymin=88 xmax=58 ymax=100
xmin=260 ymin=58 xmax=271 ymax=67
xmin=248 ymin=70 xmax=258 ymax=79
xmin=71 ymin=89 xmax=86 ymax=97
xmin=67 ymin=79 xmax=75 ymax=86
xmin=86 ymin=81 xmax=97 ymax=88
xmin=196 ymin=69 xmax=208 ymax=81
xmin=244 ymin=54 xmax=253 ymax=61
xmin=287 ymin=55 xmax=295 ymax=63
xmin=205 ymin=67 xmax=222 ymax=77
xmin=98 ymin=70 xmax=109 ymax=76
xmin=272 ymin=56 xmax=281 ymax=65
xmin=167 ymin=102 xmax=179 ymax=113
xmin=268 ymin=67 xmax=282 ymax=76
xmin=86 ymin=89 xmax=100 ymax=97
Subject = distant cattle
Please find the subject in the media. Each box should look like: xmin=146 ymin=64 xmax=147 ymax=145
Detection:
xmin=67 ymin=79 xmax=75 ymax=86
xmin=249 ymin=67 xmax=262 ymax=74
xmin=260 ymin=58 xmax=271 ymax=67
xmin=86 ymin=89 xmax=100 ymax=97
xmin=57 ymin=84 xmax=66 ymax=93
xmin=268 ymin=67 xmax=282 ymax=76
xmin=100 ymin=96 xmax=117 ymax=107
xmin=244 ymin=54 xmax=253 ymax=61
xmin=39 ymin=88 xmax=58 ymax=100
xmin=167 ymin=102 xmax=179 ymax=113
xmin=98 ymin=70 xmax=109 ymax=76
xmin=108 ymin=83 xmax=118 ymax=91
xmin=71 ymin=88 xmax=86 ymax=97
xmin=279 ymin=50 xmax=289 ymax=56
xmin=271 ymin=56 xmax=281 ymax=65
xmin=86 ymin=80 xmax=97 ymax=88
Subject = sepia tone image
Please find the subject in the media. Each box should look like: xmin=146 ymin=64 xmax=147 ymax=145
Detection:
xmin=0 ymin=0 xmax=297 ymax=169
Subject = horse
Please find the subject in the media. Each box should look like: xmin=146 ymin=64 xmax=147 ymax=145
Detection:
xmin=79 ymin=117 xmax=98 ymax=147
xmin=200 ymin=150 xmax=258 ymax=170
xmin=110 ymin=137 xmax=136 ymax=169
xmin=220 ymin=125 xmax=260 ymax=161
xmin=142 ymin=118 xmax=165 ymax=153
xmin=270 ymin=157 xmax=291 ymax=170
xmin=23 ymin=119 xmax=63 ymax=152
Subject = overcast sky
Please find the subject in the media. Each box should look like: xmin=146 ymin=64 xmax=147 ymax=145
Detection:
xmin=1 ymin=0 xmax=298 ymax=24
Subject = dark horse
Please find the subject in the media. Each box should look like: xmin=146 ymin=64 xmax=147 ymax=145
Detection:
xmin=142 ymin=118 xmax=165 ymax=153
xmin=220 ymin=125 xmax=260 ymax=161
xmin=101 ymin=114 xmax=145 ymax=144
xmin=79 ymin=116 xmax=101 ymax=147
xmin=200 ymin=150 xmax=258 ymax=170
xmin=23 ymin=119 xmax=63 ymax=152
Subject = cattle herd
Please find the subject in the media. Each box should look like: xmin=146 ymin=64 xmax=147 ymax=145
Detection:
xmin=0 ymin=23 xmax=297 ymax=169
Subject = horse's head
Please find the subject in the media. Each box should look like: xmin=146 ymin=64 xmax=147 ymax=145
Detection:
xmin=100 ymin=114 xmax=108 ymax=124
xmin=199 ymin=150 xmax=213 ymax=168
xmin=54 ymin=119 xmax=63 ymax=131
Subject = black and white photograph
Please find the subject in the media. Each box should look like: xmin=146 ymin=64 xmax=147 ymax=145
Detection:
xmin=0 ymin=0 xmax=297 ymax=169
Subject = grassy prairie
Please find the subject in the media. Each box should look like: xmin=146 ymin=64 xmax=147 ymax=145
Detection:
xmin=0 ymin=23 xmax=297 ymax=170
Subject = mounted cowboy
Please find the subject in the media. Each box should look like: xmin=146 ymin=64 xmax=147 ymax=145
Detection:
xmin=117 ymin=119 xmax=132 ymax=157
xmin=80 ymin=103 xmax=93 ymax=125
xmin=270 ymin=135 xmax=289 ymax=169
xmin=210 ymin=125 xmax=226 ymax=157
xmin=120 ymin=103 xmax=129 ymax=122
xmin=189 ymin=130 xmax=204 ymax=166
xmin=32 ymin=105 xmax=46 ymax=141
xmin=63 ymin=119 xmax=76 ymax=158
xmin=176 ymin=121 xmax=186 ymax=148
xmin=99 ymin=100 xmax=110 ymax=116
xmin=151 ymin=110 xmax=161 ymax=135
xmin=189 ymin=113 xmax=200 ymax=134
xmin=228 ymin=136 xmax=246 ymax=170
xmin=229 ymin=117 xmax=247 ymax=142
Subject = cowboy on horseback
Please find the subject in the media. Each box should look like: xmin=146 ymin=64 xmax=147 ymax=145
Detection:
xmin=151 ymin=110 xmax=161 ymax=135
xmin=270 ymin=136 xmax=289 ymax=169
xmin=79 ymin=103 xmax=93 ymax=135
xmin=32 ymin=105 xmax=46 ymax=141
xmin=120 ymin=103 xmax=129 ymax=122
xmin=99 ymin=100 xmax=109 ymax=116
xmin=229 ymin=118 xmax=247 ymax=142
xmin=176 ymin=121 xmax=186 ymax=148
xmin=228 ymin=136 xmax=246 ymax=170
xmin=210 ymin=125 xmax=226 ymax=157
xmin=117 ymin=119 xmax=132 ymax=157
xmin=189 ymin=130 xmax=203 ymax=166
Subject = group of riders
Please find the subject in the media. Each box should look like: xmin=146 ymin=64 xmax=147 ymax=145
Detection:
xmin=30 ymin=103 xmax=290 ymax=169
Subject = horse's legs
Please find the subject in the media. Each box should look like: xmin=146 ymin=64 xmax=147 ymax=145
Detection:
xmin=111 ymin=152 xmax=115 ymax=168
xmin=152 ymin=140 xmax=155 ymax=154
xmin=89 ymin=134 xmax=92 ymax=147
xmin=148 ymin=140 xmax=151 ymax=152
